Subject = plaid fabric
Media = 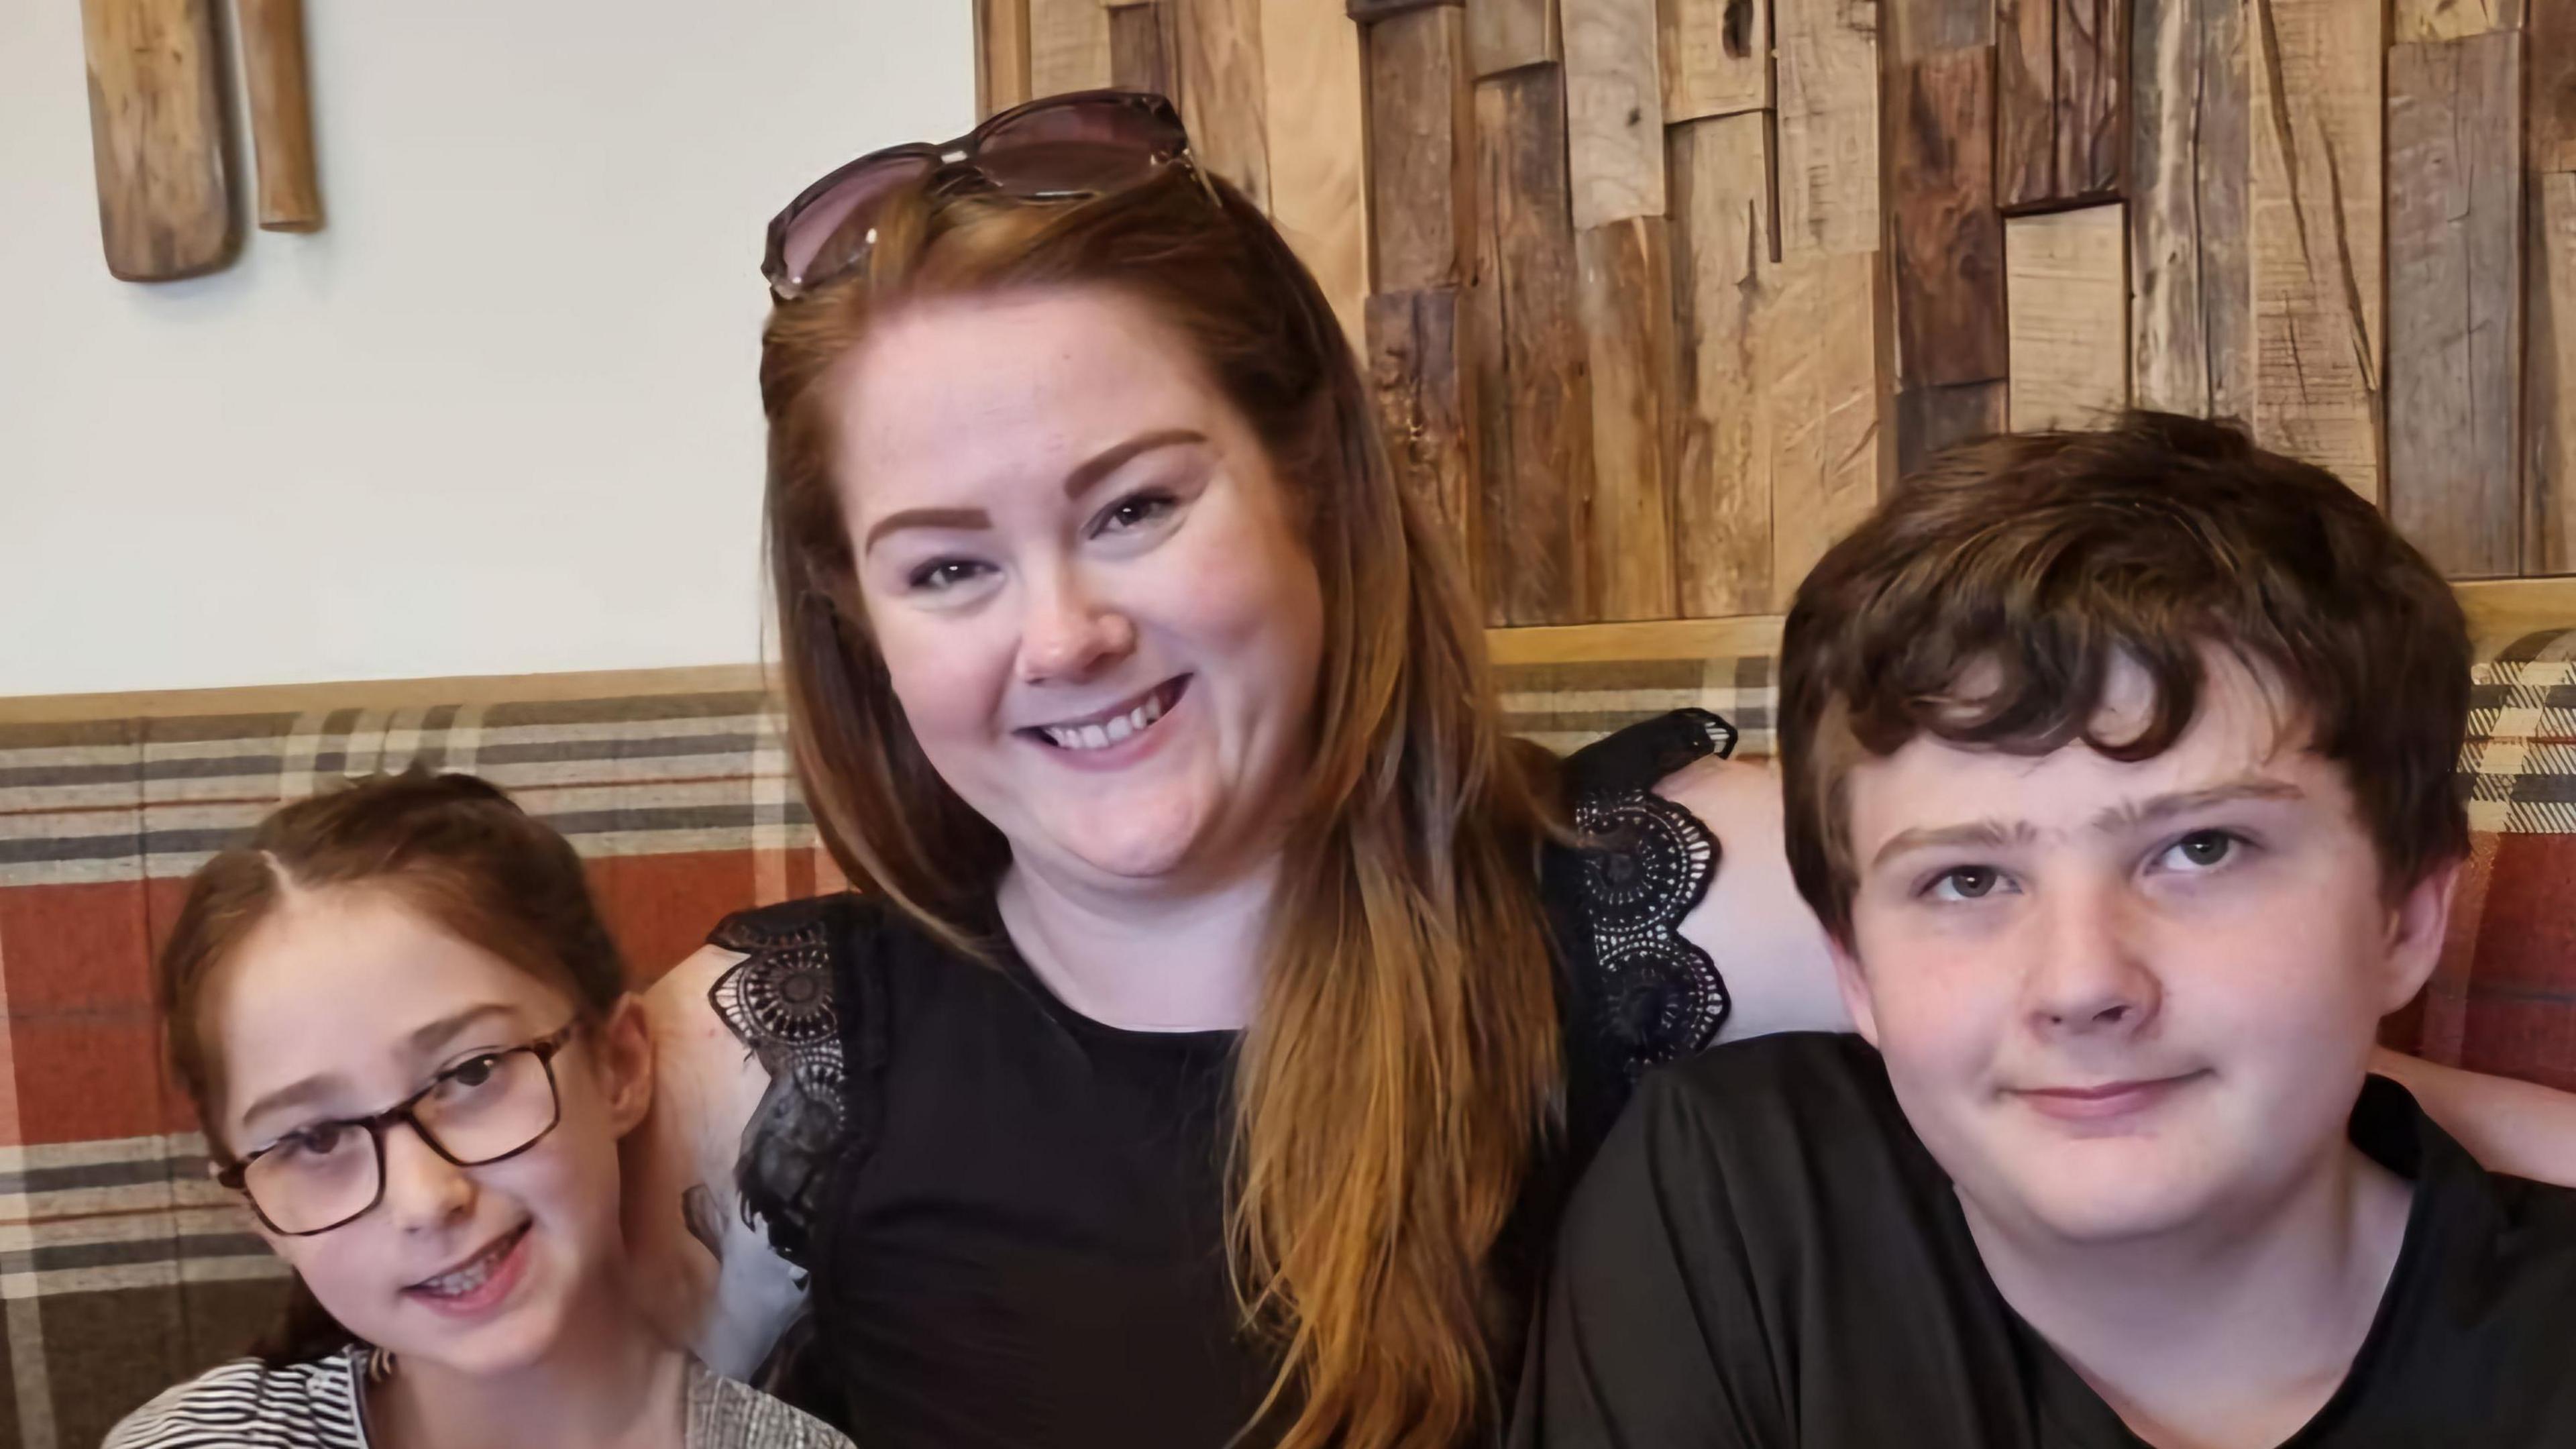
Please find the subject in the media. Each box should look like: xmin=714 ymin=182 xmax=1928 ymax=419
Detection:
xmin=0 ymin=639 xmax=2563 ymax=1444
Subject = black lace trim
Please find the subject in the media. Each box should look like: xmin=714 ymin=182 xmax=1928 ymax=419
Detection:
xmin=1570 ymin=708 xmax=1734 ymax=1079
xmin=708 ymin=899 xmax=858 ymax=1271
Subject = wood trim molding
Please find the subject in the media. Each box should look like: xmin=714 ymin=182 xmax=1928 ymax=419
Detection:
xmin=5 ymin=576 xmax=2572 ymax=724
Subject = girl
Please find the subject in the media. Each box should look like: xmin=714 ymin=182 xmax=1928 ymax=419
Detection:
xmin=109 ymin=770 xmax=848 ymax=1449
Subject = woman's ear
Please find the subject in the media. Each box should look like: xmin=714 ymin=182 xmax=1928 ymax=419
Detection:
xmin=592 ymin=994 xmax=656 ymax=1138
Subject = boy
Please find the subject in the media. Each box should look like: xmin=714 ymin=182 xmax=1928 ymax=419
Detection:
xmin=1522 ymin=413 xmax=2576 ymax=1446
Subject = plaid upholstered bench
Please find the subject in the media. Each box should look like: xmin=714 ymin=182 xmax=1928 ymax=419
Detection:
xmin=0 ymin=640 xmax=2565 ymax=1444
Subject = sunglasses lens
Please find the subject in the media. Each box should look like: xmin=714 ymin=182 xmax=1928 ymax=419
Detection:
xmin=977 ymin=96 xmax=1186 ymax=195
xmin=775 ymin=154 xmax=936 ymax=290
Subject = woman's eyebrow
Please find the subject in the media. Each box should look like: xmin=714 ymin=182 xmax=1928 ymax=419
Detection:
xmin=1061 ymin=429 xmax=1208 ymax=499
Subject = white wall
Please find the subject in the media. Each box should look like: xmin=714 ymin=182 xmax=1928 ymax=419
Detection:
xmin=0 ymin=2 xmax=974 ymax=696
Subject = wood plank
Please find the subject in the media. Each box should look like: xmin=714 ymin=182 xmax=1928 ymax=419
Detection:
xmin=2006 ymin=203 xmax=2131 ymax=429
xmin=2539 ymin=0 xmax=2576 ymax=172
xmin=1661 ymin=0 xmax=1774 ymax=120
xmin=2055 ymin=0 xmax=2124 ymax=201
xmin=2394 ymin=0 xmax=2520 ymax=42
xmin=1766 ymin=250 xmax=1889 ymax=607
xmin=1896 ymin=379 xmax=2010 ymax=477
xmin=1366 ymin=289 xmax=1483 ymax=584
xmin=1564 ymin=0 xmax=1669 ymax=228
xmin=977 ymin=0 xmax=1035 ymax=117
xmin=1180 ymin=0 xmax=1273 ymax=207
xmin=1349 ymin=0 xmax=1458 ymax=14
xmin=78 ymin=0 xmax=235 ymax=281
xmin=1886 ymin=0 xmax=1995 ymax=59
xmin=2131 ymin=0 xmax=2252 ymax=420
xmin=2524 ymin=172 xmax=2576 ymax=572
xmin=1485 ymin=612 xmax=1785 ymax=664
xmin=1997 ymin=0 xmax=2057 ymax=209
xmin=1774 ymin=0 xmax=1882 ymax=257
xmin=1472 ymin=66 xmax=1595 ymax=625
xmin=2249 ymin=0 xmax=2385 ymax=500
xmin=1472 ymin=0 xmax=1562 ymax=72
xmin=1890 ymin=46 xmax=2007 ymax=388
xmin=2388 ymin=32 xmax=2524 ymax=579
xmin=1368 ymin=5 xmax=1476 ymax=290
xmin=1670 ymin=114 xmax=1776 ymax=618
xmin=1265 ymin=0 xmax=1371 ymax=344
xmin=1030 ymin=0 xmax=1115 ymax=93
xmin=237 ymin=0 xmax=323 ymax=232
xmin=1110 ymin=4 xmax=1180 ymax=95
xmin=1578 ymin=216 xmax=1683 ymax=620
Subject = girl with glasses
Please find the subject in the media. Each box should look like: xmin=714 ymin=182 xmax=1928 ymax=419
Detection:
xmin=107 ymin=769 xmax=848 ymax=1449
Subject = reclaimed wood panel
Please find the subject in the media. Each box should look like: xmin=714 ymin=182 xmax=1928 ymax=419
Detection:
xmin=977 ymin=0 xmax=1035 ymax=117
xmin=2006 ymin=203 xmax=2131 ymax=429
xmin=1265 ymin=0 xmax=1371 ymax=343
xmin=2530 ymin=174 xmax=2576 ymax=573
xmin=1775 ymin=0 xmax=1881 ymax=257
xmin=1349 ymin=0 xmax=1458 ymax=14
xmin=1368 ymin=4 xmax=1476 ymax=290
xmin=1366 ymin=288 xmax=1483 ymax=582
xmin=1890 ymin=46 xmax=2007 ymax=388
xmin=78 ymin=0 xmax=235 ymax=281
xmin=1110 ymin=3 xmax=1179 ymax=95
xmin=1887 ymin=0 xmax=1995 ymax=59
xmin=1030 ymin=0 xmax=1116 ymax=93
xmin=1768 ymin=251 xmax=1890 ymax=606
xmin=1662 ymin=0 xmax=1774 ymax=120
xmin=2132 ymin=0 xmax=2252 ymax=420
xmin=2395 ymin=0 xmax=2520 ymax=42
xmin=1670 ymin=114 xmax=1775 ymax=616
xmin=1578 ymin=216 xmax=1683 ymax=620
xmin=1998 ymin=0 xmax=2125 ymax=209
xmin=1898 ymin=379 xmax=2010 ymax=476
xmin=1565 ymin=0 xmax=1670 ymax=227
xmin=2540 ymin=0 xmax=2576 ymax=172
xmin=2249 ymin=0 xmax=2384 ymax=500
xmin=1472 ymin=0 xmax=1562 ymax=72
xmin=1181 ymin=0 xmax=1273 ymax=207
xmin=1472 ymin=66 xmax=1595 ymax=624
xmin=2389 ymin=32 xmax=2524 ymax=578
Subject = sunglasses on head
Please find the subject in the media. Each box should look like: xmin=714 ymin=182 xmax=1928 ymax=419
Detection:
xmin=761 ymin=89 xmax=1206 ymax=301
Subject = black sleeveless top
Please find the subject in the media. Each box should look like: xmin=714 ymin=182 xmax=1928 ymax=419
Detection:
xmin=704 ymin=711 xmax=1737 ymax=1447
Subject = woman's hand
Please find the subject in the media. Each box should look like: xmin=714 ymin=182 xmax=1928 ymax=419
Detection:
xmin=1656 ymin=755 xmax=1854 ymax=1042
xmin=621 ymin=945 xmax=808 ymax=1375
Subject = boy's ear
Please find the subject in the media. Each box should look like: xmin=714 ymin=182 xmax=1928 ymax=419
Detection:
xmin=2381 ymin=855 xmax=2463 ymax=1015
xmin=593 ymin=994 xmax=655 ymax=1138
xmin=1830 ymin=933 xmax=1880 ymax=1047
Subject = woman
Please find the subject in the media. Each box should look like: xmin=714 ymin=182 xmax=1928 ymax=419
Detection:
xmin=626 ymin=91 xmax=2576 ymax=1449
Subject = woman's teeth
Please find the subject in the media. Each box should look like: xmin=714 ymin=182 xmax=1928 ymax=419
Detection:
xmin=1038 ymin=686 xmax=1171 ymax=751
xmin=414 ymin=1226 xmax=524 ymax=1297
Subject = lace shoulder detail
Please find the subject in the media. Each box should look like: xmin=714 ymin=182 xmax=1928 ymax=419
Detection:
xmin=706 ymin=897 xmax=876 ymax=1271
xmin=1564 ymin=708 xmax=1736 ymax=1081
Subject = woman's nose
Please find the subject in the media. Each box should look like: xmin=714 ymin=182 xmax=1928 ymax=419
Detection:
xmin=380 ymin=1120 xmax=474 ymax=1234
xmin=1016 ymin=568 xmax=1137 ymax=684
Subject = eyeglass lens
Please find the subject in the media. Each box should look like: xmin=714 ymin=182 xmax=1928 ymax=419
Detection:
xmin=241 ymin=1047 xmax=560 ymax=1235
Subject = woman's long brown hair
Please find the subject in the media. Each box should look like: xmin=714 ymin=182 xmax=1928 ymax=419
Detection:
xmin=759 ymin=168 xmax=1563 ymax=1446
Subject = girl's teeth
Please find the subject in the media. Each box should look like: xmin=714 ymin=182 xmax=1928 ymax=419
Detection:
xmin=1041 ymin=684 xmax=1176 ymax=751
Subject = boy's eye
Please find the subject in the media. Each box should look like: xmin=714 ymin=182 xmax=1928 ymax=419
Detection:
xmin=2158 ymin=829 xmax=2239 ymax=871
xmin=433 ymin=1053 xmax=508 ymax=1099
xmin=282 ymin=1122 xmax=358 ymax=1159
xmin=1927 ymin=865 xmax=2007 ymax=901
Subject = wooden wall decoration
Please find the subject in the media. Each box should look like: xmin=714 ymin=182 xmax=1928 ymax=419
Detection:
xmin=971 ymin=0 xmax=2576 ymax=631
xmin=78 ymin=0 xmax=236 ymax=281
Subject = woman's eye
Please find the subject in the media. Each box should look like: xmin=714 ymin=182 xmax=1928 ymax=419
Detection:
xmin=1093 ymin=490 xmax=1178 ymax=536
xmin=433 ymin=1054 xmax=506 ymax=1099
xmin=2157 ymin=829 xmax=2239 ymax=872
xmin=906 ymin=559 xmax=989 ymax=592
xmin=1927 ymin=865 xmax=2008 ymax=902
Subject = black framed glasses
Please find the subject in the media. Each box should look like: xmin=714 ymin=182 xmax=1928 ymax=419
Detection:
xmin=761 ymin=88 xmax=1208 ymax=301
xmin=216 ymin=1022 xmax=582 ymax=1236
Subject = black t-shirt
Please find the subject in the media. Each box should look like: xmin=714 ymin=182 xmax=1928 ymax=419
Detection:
xmin=706 ymin=710 xmax=1741 ymax=1448
xmin=1521 ymin=1032 xmax=2576 ymax=1448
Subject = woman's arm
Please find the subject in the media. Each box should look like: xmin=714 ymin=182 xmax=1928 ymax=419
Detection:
xmin=1656 ymin=755 xmax=1854 ymax=1042
xmin=621 ymin=945 xmax=808 ymax=1377
xmin=2369 ymin=1048 xmax=2576 ymax=1189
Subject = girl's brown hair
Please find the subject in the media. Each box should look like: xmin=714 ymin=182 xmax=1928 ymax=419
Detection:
xmin=761 ymin=167 xmax=1562 ymax=1446
xmin=156 ymin=767 xmax=629 ymax=1362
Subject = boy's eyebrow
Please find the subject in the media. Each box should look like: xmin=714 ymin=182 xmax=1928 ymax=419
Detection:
xmin=235 ymin=1002 xmax=521 ymax=1134
xmin=2088 ymin=778 xmax=2306 ymax=833
xmin=1870 ymin=818 xmax=2037 ymax=871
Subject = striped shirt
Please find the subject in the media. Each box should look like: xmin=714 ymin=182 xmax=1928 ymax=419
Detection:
xmin=103 ymin=1348 xmax=853 ymax=1448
